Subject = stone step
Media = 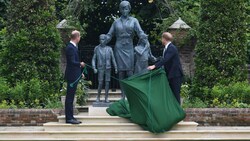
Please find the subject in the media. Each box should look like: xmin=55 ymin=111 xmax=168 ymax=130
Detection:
xmin=44 ymin=122 xmax=141 ymax=131
xmin=88 ymin=90 xmax=122 ymax=94
xmin=58 ymin=116 xmax=130 ymax=123
xmin=0 ymin=130 xmax=249 ymax=140
xmin=88 ymin=97 xmax=121 ymax=101
xmin=86 ymin=98 xmax=120 ymax=105
xmin=43 ymin=121 xmax=198 ymax=131
xmin=75 ymin=106 xmax=89 ymax=112
xmin=87 ymin=89 xmax=122 ymax=99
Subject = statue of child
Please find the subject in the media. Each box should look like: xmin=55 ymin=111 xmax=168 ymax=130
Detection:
xmin=134 ymin=34 xmax=157 ymax=74
xmin=92 ymin=34 xmax=117 ymax=103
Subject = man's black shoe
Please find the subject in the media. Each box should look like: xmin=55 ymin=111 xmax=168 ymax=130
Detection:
xmin=72 ymin=118 xmax=82 ymax=123
xmin=66 ymin=119 xmax=81 ymax=124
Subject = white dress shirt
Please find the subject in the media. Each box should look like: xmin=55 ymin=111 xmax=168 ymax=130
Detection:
xmin=70 ymin=41 xmax=77 ymax=48
xmin=163 ymin=42 xmax=171 ymax=57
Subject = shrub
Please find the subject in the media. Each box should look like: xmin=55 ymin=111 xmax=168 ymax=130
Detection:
xmin=182 ymin=97 xmax=208 ymax=108
xmin=0 ymin=77 xmax=9 ymax=101
xmin=60 ymin=79 xmax=91 ymax=106
xmin=0 ymin=100 xmax=10 ymax=109
xmin=0 ymin=0 xmax=62 ymax=91
xmin=8 ymin=78 xmax=52 ymax=108
xmin=210 ymin=81 xmax=250 ymax=108
xmin=44 ymin=93 xmax=63 ymax=109
xmin=192 ymin=0 xmax=248 ymax=99
xmin=76 ymin=79 xmax=92 ymax=106
xmin=0 ymin=77 xmax=61 ymax=108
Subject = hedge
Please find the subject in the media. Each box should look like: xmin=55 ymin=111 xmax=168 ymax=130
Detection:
xmin=192 ymin=0 xmax=248 ymax=99
xmin=0 ymin=0 xmax=62 ymax=89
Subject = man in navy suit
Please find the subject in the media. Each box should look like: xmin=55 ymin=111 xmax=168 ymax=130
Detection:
xmin=148 ymin=32 xmax=183 ymax=104
xmin=65 ymin=30 xmax=85 ymax=124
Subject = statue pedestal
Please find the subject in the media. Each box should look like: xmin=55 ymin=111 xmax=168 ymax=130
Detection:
xmin=92 ymin=102 xmax=112 ymax=107
xmin=89 ymin=102 xmax=112 ymax=116
xmin=88 ymin=106 xmax=109 ymax=116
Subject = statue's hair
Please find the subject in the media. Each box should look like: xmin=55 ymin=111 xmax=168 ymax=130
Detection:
xmin=99 ymin=34 xmax=107 ymax=39
xmin=119 ymin=1 xmax=131 ymax=10
xmin=138 ymin=34 xmax=149 ymax=47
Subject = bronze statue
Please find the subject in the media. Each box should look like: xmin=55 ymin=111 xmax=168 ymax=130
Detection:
xmin=105 ymin=1 xmax=145 ymax=99
xmin=134 ymin=34 xmax=157 ymax=74
xmin=92 ymin=34 xmax=117 ymax=103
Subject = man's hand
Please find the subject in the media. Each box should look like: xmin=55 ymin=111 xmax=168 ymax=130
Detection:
xmin=80 ymin=62 xmax=85 ymax=67
xmin=115 ymin=68 xmax=118 ymax=74
xmin=82 ymin=73 xmax=85 ymax=79
xmin=147 ymin=65 xmax=156 ymax=70
xmin=94 ymin=69 xmax=98 ymax=74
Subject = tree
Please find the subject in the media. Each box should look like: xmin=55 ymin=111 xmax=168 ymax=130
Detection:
xmin=0 ymin=0 xmax=8 ymax=29
xmin=151 ymin=0 xmax=200 ymax=45
xmin=0 ymin=0 xmax=9 ymax=48
xmin=192 ymin=0 xmax=248 ymax=100
xmin=1 ymin=0 xmax=62 ymax=90
xmin=246 ymin=0 xmax=250 ymax=63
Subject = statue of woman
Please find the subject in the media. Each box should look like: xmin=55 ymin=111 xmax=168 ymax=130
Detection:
xmin=105 ymin=1 xmax=145 ymax=99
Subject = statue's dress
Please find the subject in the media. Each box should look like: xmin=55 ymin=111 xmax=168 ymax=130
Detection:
xmin=106 ymin=69 xmax=186 ymax=133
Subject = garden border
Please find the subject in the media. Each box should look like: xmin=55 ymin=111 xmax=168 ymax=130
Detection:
xmin=0 ymin=108 xmax=249 ymax=126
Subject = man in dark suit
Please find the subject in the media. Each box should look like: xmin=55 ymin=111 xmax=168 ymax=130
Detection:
xmin=65 ymin=30 xmax=85 ymax=124
xmin=148 ymin=32 xmax=183 ymax=104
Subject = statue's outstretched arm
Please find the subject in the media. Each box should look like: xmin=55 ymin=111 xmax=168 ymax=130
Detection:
xmin=106 ymin=22 xmax=115 ymax=44
xmin=134 ymin=19 xmax=144 ymax=38
xmin=149 ymin=47 xmax=157 ymax=62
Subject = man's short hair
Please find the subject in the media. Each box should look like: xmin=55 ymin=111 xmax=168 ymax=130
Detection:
xmin=162 ymin=32 xmax=173 ymax=41
xmin=70 ymin=30 xmax=80 ymax=40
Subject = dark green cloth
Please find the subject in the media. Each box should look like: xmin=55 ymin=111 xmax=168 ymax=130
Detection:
xmin=106 ymin=69 xmax=186 ymax=133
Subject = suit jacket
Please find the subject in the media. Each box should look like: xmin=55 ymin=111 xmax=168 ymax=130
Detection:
xmin=65 ymin=43 xmax=81 ymax=81
xmin=92 ymin=45 xmax=117 ymax=70
xmin=155 ymin=43 xmax=183 ymax=79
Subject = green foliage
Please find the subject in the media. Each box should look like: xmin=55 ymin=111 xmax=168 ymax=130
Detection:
xmin=180 ymin=83 xmax=190 ymax=99
xmin=151 ymin=0 xmax=200 ymax=45
xmin=57 ymin=0 xmax=95 ymax=38
xmin=9 ymin=79 xmax=51 ymax=108
xmin=0 ymin=0 xmax=8 ymax=57
xmin=44 ymin=93 xmax=63 ymax=109
xmin=192 ymin=0 xmax=248 ymax=99
xmin=55 ymin=0 xmax=68 ymax=20
xmin=182 ymin=97 xmax=208 ymax=108
xmin=0 ymin=0 xmax=8 ymax=29
xmin=180 ymin=81 xmax=250 ymax=108
xmin=0 ymin=99 xmax=18 ymax=109
xmin=180 ymin=83 xmax=208 ymax=108
xmin=209 ymin=82 xmax=250 ymax=108
xmin=247 ymin=0 xmax=250 ymax=63
xmin=0 ymin=0 xmax=62 ymax=91
xmin=60 ymin=78 xmax=91 ymax=106
xmin=76 ymin=79 xmax=92 ymax=106
xmin=0 ymin=100 xmax=10 ymax=109
xmin=0 ymin=77 xmax=10 ymax=102
xmin=0 ymin=77 xmax=63 ymax=108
